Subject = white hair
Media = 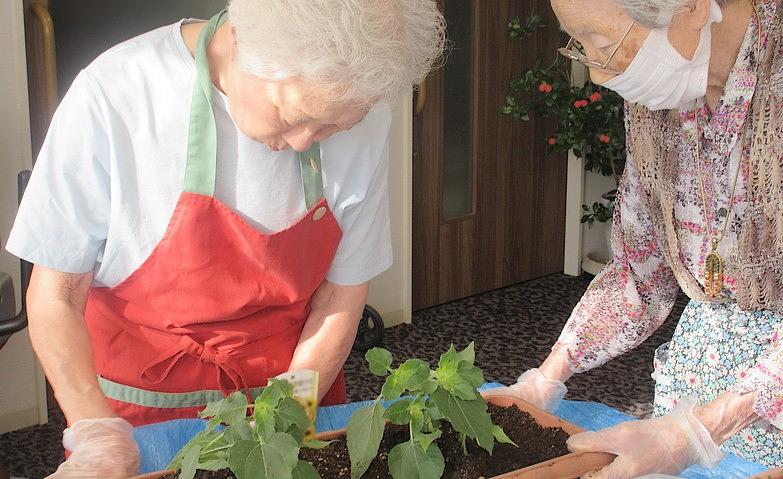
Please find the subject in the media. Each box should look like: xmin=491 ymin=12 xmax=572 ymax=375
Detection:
xmin=227 ymin=0 xmax=446 ymax=106
xmin=616 ymin=0 xmax=729 ymax=28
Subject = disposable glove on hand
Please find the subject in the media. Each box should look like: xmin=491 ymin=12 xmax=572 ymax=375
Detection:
xmin=47 ymin=417 xmax=140 ymax=479
xmin=483 ymin=368 xmax=567 ymax=412
xmin=567 ymin=398 xmax=724 ymax=479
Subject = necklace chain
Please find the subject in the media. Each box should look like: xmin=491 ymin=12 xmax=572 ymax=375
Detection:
xmin=693 ymin=0 xmax=762 ymax=297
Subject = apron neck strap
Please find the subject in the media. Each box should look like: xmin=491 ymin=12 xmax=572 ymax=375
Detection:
xmin=183 ymin=10 xmax=225 ymax=196
xmin=183 ymin=10 xmax=325 ymax=208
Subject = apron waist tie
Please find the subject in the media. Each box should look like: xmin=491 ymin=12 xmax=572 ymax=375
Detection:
xmin=141 ymin=335 xmax=250 ymax=398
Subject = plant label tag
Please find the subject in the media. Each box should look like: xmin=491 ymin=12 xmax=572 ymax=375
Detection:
xmin=276 ymin=369 xmax=319 ymax=438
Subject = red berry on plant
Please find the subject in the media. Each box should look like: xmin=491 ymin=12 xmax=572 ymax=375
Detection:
xmin=547 ymin=137 xmax=557 ymax=145
xmin=590 ymin=92 xmax=602 ymax=102
xmin=538 ymin=82 xmax=552 ymax=93
xmin=598 ymin=134 xmax=611 ymax=143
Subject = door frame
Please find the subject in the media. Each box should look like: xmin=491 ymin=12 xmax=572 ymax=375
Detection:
xmin=0 ymin=0 xmax=48 ymax=432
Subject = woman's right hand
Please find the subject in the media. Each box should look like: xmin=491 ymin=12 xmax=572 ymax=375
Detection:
xmin=484 ymin=368 xmax=568 ymax=412
xmin=47 ymin=417 xmax=140 ymax=479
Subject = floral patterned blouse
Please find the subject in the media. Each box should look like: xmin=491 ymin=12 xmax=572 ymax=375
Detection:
xmin=556 ymin=0 xmax=783 ymax=428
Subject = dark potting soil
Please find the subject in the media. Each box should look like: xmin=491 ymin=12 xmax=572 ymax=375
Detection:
xmin=161 ymin=404 xmax=571 ymax=479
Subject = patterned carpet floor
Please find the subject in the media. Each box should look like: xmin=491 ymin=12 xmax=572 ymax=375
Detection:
xmin=0 ymin=273 xmax=684 ymax=478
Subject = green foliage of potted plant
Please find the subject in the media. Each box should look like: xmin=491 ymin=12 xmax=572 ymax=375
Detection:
xmin=346 ymin=343 xmax=516 ymax=479
xmin=166 ymin=379 xmax=329 ymax=479
xmin=502 ymin=15 xmax=626 ymax=226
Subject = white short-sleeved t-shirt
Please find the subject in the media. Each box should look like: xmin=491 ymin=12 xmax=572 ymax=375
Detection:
xmin=6 ymin=19 xmax=393 ymax=287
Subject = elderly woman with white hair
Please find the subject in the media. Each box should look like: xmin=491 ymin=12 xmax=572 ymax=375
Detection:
xmin=488 ymin=0 xmax=783 ymax=476
xmin=5 ymin=1 xmax=445 ymax=477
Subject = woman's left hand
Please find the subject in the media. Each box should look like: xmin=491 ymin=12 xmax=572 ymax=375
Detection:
xmin=567 ymin=398 xmax=724 ymax=479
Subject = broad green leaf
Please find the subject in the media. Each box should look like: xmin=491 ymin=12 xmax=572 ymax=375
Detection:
xmin=225 ymin=421 xmax=255 ymax=442
xmin=302 ymin=438 xmax=335 ymax=450
xmin=201 ymin=391 xmax=249 ymax=427
xmin=257 ymin=380 xmax=287 ymax=408
xmin=455 ymin=342 xmax=476 ymax=364
xmin=388 ymin=440 xmax=445 ymax=479
xmin=197 ymin=457 xmax=230 ymax=471
xmin=266 ymin=432 xmax=301 ymax=471
xmin=435 ymin=359 xmax=477 ymax=400
xmin=430 ymin=388 xmax=494 ymax=454
xmin=382 ymin=359 xmax=430 ymax=399
xmin=413 ymin=429 xmax=442 ymax=451
xmin=384 ymin=399 xmax=412 ymax=425
xmin=229 ymin=436 xmax=296 ymax=479
xmin=423 ymin=376 xmax=438 ymax=395
xmin=458 ymin=363 xmax=485 ymax=389
xmin=492 ymin=425 xmax=517 ymax=447
xmin=227 ymin=440 xmax=257 ymax=479
xmin=381 ymin=371 xmax=407 ymax=400
xmin=409 ymin=396 xmax=427 ymax=434
xmin=346 ymin=399 xmax=386 ymax=479
xmin=169 ymin=429 xmax=223 ymax=471
xmin=253 ymin=403 xmax=276 ymax=441
xmin=292 ymin=460 xmax=321 ymax=479
xmin=365 ymin=347 xmax=393 ymax=376
xmin=178 ymin=444 xmax=200 ymax=479
xmin=276 ymin=397 xmax=310 ymax=443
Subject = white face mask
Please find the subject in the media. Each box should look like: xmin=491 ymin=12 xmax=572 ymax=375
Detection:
xmin=602 ymin=0 xmax=723 ymax=111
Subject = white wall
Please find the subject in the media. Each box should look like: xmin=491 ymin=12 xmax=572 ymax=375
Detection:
xmin=0 ymin=0 xmax=48 ymax=433
xmin=367 ymin=94 xmax=413 ymax=327
xmin=563 ymin=62 xmax=613 ymax=275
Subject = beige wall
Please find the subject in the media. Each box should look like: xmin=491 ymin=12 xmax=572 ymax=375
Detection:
xmin=0 ymin=0 xmax=49 ymax=433
xmin=367 ymin=94 xmax=413 ymax=327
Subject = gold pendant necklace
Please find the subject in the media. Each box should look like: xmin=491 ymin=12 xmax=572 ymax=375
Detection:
xmin=694 ymin=115 xmax=743 ymax=299
xmin=693 ymin=0 xmax=761 ymax=299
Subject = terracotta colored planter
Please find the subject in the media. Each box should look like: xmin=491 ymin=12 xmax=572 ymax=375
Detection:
xmin=750 ymin=468 xmax=783 ymax=479
xmin=132 ymin=394 xmax=614 ymax=479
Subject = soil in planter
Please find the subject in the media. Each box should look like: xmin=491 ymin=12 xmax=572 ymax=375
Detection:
xmin=161 ymin=404 xmax=571 ymax=479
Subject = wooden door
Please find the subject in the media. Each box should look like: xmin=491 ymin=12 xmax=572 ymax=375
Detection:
xmin=413 ymin=0 xmax=567 ymax=310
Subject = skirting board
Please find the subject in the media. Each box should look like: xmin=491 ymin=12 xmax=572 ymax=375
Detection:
xmin=380 ymin=308 xmax=408 ymax=328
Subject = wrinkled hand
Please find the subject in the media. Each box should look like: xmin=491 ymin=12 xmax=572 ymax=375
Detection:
xmin=568 ymin=398 xmax=724 ymax=479
xmin=47 ymin=417 xmax=140 ymax=479
xmin=483 ymin=369 xmax=567 ymax=412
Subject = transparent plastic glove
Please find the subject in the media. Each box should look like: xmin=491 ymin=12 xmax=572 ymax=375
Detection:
xmin=47 ymin=417 xmax=140 ymax=479
xmin=568 ymin=398 xmax=724 ymax=479
xmin=483 ymin=369 xmax=567 ymax=412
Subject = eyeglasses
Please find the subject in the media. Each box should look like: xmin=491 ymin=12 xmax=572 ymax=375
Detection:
xmin=557 ymin=21 xmax=636 ymax=75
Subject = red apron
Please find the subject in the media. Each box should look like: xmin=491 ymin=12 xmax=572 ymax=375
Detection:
xmin=83 ymin=11 xmax=345 ymax=426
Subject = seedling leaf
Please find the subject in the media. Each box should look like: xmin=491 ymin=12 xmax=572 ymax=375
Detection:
xmin=201 ymin=391 xmax=248 ymax=427
xmin=302 ymin=438 xmax=335 ymax=450
xmin=388 ymin=440 xmax=445 ymax=479
xmin=382 ymin=359 xmax=430 ymax=400
xmin=492 ymin=425 xmax=517 ymax=446
xmin=384 ymin=399 xmax=413 ymax=425
xmin=366 ymin=347 xmax=394 ymax=376
xmin=430 ymin=387 xmax=494 ymax=454
xmin=292 ymin=460 xmax=321 ymax=479
xmin=347 ymin=399 xmax=386 ymax=479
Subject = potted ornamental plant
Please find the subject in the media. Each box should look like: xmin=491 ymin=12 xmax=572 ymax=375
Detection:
xmin=502 ymin=14 xmax=626 ymax=273
xmin=136 ymin=343 xmax=612 ymax=479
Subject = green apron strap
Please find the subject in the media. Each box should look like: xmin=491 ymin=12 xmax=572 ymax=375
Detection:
xmin=184 ymin=9 xmax=325 ymax=207
xmin=298 ymin=143 xmax=325 ymax=210
xmin=98 ymin=375 xmax=265 ymax=409
xmin=183 ymin=10 xmax=227 ymax=196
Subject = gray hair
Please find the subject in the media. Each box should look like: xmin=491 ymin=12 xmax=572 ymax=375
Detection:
xmin=227 ymin=0 xmax=446 ymax=106
xmin=616 ymin=0 xmax=728 ymax=28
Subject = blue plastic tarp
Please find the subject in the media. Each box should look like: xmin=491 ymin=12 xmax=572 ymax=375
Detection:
xmin=132 ymin=383 xmax=770 ymax=477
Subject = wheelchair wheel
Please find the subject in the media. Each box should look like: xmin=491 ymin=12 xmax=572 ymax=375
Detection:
xmin=353 ymin=305 xmax=385 ymax=352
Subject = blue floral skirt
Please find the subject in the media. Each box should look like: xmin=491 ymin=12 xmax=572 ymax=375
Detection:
xmin=653 ymin=300 xmax=783 ymax=467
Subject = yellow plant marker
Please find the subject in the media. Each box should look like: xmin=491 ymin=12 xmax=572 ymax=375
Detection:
xmin=276 ymin=370 xmax=319 ymax=439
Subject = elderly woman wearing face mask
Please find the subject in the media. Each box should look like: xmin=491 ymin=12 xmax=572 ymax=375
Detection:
xmin=487 ymin=0 xmax=783 ymax=476
xmin=5 ymin=2 xmax=445 ymax=477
